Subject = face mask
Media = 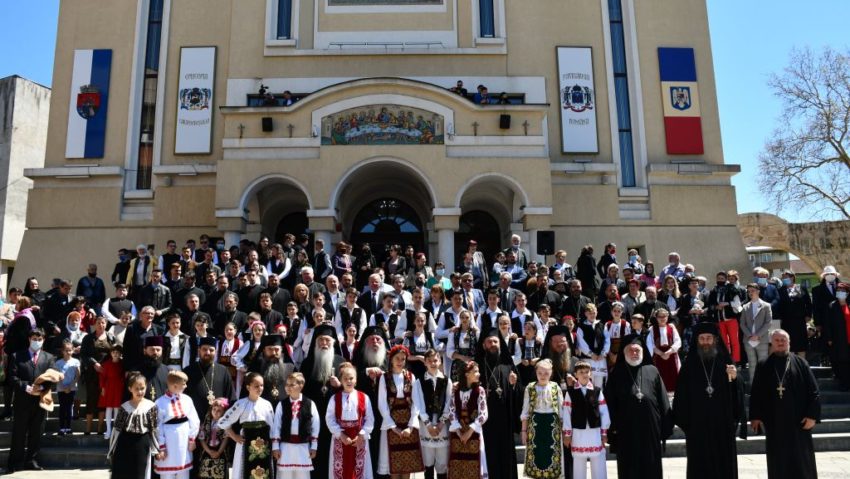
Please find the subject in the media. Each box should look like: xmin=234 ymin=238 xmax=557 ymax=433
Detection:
xmin=756 ymin=278 xmax=768 ymax=287
xmin=415 ymin=278 xmax=425 ymax=287
xmin=825 ymin=274 xmax=837 ymax=283
xmin=68 ymin=323 xmax=79 ymax=332
xmin=435 ymin=269 xmax=445 ymax=276
xmin=716 ymin=281 xmax=726 ymax=287
xmin=119 ymin=255 xmax=127 ymax=262
xmin=837 ymin=291 xmax=848 ymax=301
xmin=782 ymin=278 xmax=793 ymax=287
xmin=88 ymin=272 xmax=97 ymax=278
xmin=216 ymin=243 xmax=225 ymax=251
xmin=30 ymin=340 xmax=43 ymax=352
xmin=629 ymin=255 xmax=637 ymax=263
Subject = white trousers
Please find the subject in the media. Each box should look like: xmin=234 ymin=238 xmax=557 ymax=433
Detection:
xmin=572 ymin=454 xmax=607 ymax=479
xmin=422 ymin=445 xmax=449 ymax=473
xmin=158 ymin=472 xmax=190 ymax=479
xmin=277 ymin=472 xmax=310 ymax=479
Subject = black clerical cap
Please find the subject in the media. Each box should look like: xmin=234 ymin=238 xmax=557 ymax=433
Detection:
xmin=260 ymin=334 xmax=285 ymax=349
xmin=144 ymin=335 xmax=164 ymax=348
xmin=360 ymin=325 xmax=389 ymax=344
xmin=692 ymin=322 xmax=720 ymax=338
xmin=622 ymin=333 xmax=645 ymax=347
xmin=480 ymin=328 xmax=500 ymax=340
xmin=198 ymin=336 xmax=217 ymax=348
xmin=312 ymin=324 xmax=337 ymax=340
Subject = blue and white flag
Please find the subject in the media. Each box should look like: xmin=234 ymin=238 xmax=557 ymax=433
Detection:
xmin=65 ymin=49 xmax=112 ymax=158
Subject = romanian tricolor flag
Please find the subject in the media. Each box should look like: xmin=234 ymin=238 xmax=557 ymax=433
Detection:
xmin=658 ymin=47 xmax=704 ymax=155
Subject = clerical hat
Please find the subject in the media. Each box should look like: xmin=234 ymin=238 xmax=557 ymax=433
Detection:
xmin=260 ymin=334 xmax=285 ymax=349
xmin=312 ymin=324 xmax=337 ymax=340
xmin=144 ymin=335 xmax=164 ymax=348
xmin=359 ymin=325 xmax=389 ymax=344
xmin=198 ymin=336 xmax=217 ymax=348
xmin=692 ymin=322 xmax=720 ymax=338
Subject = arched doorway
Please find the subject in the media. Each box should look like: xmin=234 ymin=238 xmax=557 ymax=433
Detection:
xmin=275 ymin=212 xmax=310 ymax=245
xmin=351 ymin=198 xmax=425 ymax=265
xmin=456 ymin=210 xmax=501 ymax=268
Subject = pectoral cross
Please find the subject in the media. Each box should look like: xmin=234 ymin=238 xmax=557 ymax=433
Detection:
xmin=776 ymin=383 xmax=785 ymax=399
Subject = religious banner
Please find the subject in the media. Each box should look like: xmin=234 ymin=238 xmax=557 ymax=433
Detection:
xmin=658 ymin=47 xmax=704 ymax=155
xmin=329 ymin=0 xmax=441 ymax=5
xmin=556 ymin=46 xmax=598 ymax=154
xmin=65 ymin=49 xmax=112 ymax=159
xmin=321 ymin=105 xmax=444 ymax=145
xmin=175 ymin=46 xmax=215 ymax=154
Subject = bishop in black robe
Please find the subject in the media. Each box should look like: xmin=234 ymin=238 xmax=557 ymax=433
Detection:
xmin=301 ymin=324 xmax=344 ymax=479
xmin=138 ymin=336 xmax=169 ymax=401
xmin=749 ymin=330 xmax=820 ymax=479
xmin=604 ymin=334 xmax=671 ymax=479
xmin=476 ymin=329 xmax=520 ymax=479
xmin=184 ymin=337 xmax=234 ymax=421
xmin=249 ymin=334 xmax=295 ymax=409
xmin=673 ymin=322 xmax=744 ymax=479
xmin=353 ymin=326 xmax=390 ymax=479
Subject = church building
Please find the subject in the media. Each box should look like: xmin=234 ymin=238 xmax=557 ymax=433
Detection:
xmin=16 ymin=0 xmax=748 ymax=279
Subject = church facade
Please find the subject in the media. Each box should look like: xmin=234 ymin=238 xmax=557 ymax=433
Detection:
xmin=17 ymin=0 xmax=748 ymax=280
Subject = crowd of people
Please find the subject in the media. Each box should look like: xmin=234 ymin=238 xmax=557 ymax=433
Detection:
xmin=0 ymin=232 xmax=842 ymax=479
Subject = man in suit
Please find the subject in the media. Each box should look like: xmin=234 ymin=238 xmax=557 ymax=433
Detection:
xmin=313 ymin=238 xmax=333 ymax=282
xmin=812 ymin=265 xmax=840 ymax=330
xmin=458 ymin=272 xmax=485 ymax=316
xmin=7 ymin=328 xmax=59 ymax=472
xmin=503 ymin=234 xmax=529 ymax=270
xmin=111 ymin=248 xmax=131 ymax=286
xmin=493 ymin=271 xmax=520 ymax=313
xmin=323 ymin=274 xmax=346 ymax=315
xmin=126 ymin=244 xmax=153 ymax=301
xmin=740 ymin=283 xmax=774 ymax=381
xmin=357 ymin=273 xmax=385 ymax=318
xmin=137 ymin=269 xmax=173 ymax=324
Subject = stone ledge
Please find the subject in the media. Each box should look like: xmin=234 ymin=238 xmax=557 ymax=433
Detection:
xmin=648 ymin=163 xmax=741 ymax=175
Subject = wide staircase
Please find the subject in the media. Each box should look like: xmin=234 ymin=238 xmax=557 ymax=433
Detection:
xmin=0 ymin=367 xmax=847 ymax=471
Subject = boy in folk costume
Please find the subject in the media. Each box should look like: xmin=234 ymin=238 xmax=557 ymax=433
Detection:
xmin=326 ymin=362 xmax=376 ymax=479
xmin=564 ymin=361 xmax=610 ymax=479
xmin=520 ymin=359 xmax=565 ymax=479
xmin=417 ymin=349 xmax=452 ymax=479
xmin=577 ymin=304 xmax=610 ymax=388
xmin=154 ymin=370 xmax=201 ymax=479
xmin=272 ymin=372 xmax=320 ymax=479
xmin=378 ymin=345 xmax=425 ymax=478
xmin=604 ymin=302 xmax=631 ymax=370
xmin=448 ymin=361 xmax=488 ymax=479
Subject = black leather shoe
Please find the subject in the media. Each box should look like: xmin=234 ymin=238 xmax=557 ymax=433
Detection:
xmin=25 ymin=461 xmax=44 ymax=471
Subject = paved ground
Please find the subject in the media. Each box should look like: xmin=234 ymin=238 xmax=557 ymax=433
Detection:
xmin=4 ymin=452 xmax=849 ymax=478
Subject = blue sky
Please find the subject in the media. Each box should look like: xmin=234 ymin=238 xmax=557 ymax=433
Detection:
xmin=1 ymin=0 xmax=847 ymax=223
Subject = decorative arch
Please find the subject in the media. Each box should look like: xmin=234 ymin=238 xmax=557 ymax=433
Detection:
xmin=238 ymin=173 xmax=314 ymax=213
xmin=454 ymin=172 xmax=532 ymax=210
xmin=328 ymin=156 xmax=438 ymax=213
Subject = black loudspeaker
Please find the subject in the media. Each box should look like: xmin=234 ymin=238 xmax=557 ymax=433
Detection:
xmin=537 ymin=230 xmax=555 ymax=256
xmin=262 ymin=117 xmax=274 ymax=132
xmin=499 ymin=114 xmax=511 ymax=129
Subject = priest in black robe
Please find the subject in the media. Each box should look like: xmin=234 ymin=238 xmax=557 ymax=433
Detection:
xmin=540 ymin=325 xmax=575 ymax=478
xmin=249 ymin=334 xmax=295 ymax=409
xmin=185 ymin=336 xmax=234 ymax=421
xmin=352 ymin=326 xmax=389 ymax=479
xmin=750 ymin=328 xmax=820 ymax=479
xmin=301 ymin=324 xmax=344 ymax=479
xmin=674 ymin=322 xmax=744 ymax=479
xmin=604 ymin=334 xmax=672 ymax=479
xmin=138 ymin=335 xmax=170 ymax=401
xmin=476 ymin=329 xmax=520 ymax=479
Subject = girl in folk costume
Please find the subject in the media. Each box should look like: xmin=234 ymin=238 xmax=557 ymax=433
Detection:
xmin=378 ymin=345 xmax=425 ymax=478
xmin=604 ymin=302 xmax=631 ymax=370
xmin=218 ymin=322 xmax=241 ymax=398
xmin=218 ymin=372 xmax=275 ymax=479
xmin=648 ymin=309 xmax=681 ymax=396
xmin=520 ymin=359 xmax=566 ymax=479
xmin=335 ymin=287 xmax=367 ymax=341
xmin=108 ymin=372 xmax=160 ymax=479
xmin=100 ymin=344 xmax=125 ymax=438
xmin=272 ymin=372 xmax=320 ymax=479
xmin=417 ymin=349 xmax=452 ymax=479
xmin=232 ymin=321 xmax=266 ymax=398
xmin=325 ymin=362 xmax=376 ymax=479
xmin=370 ymin=293 xmax=404 ymax=344
xmin=197 ymin=398 xmax=231 ymax=479
xmin=447 ymin=310 xmax=479 ymax=383
xmin=516 ymin=320 xmax=542 ymax=387
xmin=405 ymin=288 xmax=438 ymax=337
xmin=576 ymin=304 xmax=609 ymax=388
xmin=447 ymin=361 xmax=488 ymax=479
xmin=341 ymin=322 xmax=358 ymax=362
xmin=564 ymin=361 xmax=610 ymax=479
xmin=403 ymin=312 xmax=436 ymax=380
xmin=164 ymin=314 xmax=190 ymax=371
xmin=186 ymin=315 xmax=213 ymax=367
xmin=537 ymin=305 xmax=557 ymax=342
xmin=154 ymin=371 xmax=201 ymax=479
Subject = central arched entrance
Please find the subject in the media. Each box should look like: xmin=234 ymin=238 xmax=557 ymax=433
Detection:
xmin=351 ymin=198 xmax=425 ymax=264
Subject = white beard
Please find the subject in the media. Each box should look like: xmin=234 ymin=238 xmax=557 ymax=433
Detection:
xmin=311 ymin=348 xmax=334 ymax=383
xmin=625 ymin=352 xmax=643 ymax=367
xmin=363 ymin=346 xmax=387 ymax=368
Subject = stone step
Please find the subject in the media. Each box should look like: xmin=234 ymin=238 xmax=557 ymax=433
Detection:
xmin=667 ymin=418 xmax=850 ymax=440
xmin=513 ymin=432 xmax=850 ymax=463
xmin=0 ymin=447 xmax=108 ymax=469
xmin=0 ymin=432 xmax=110 ymax=448
xmin=812 ymin=367 xmax=834 ymax=380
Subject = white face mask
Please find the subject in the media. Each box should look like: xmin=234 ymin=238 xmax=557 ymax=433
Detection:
xmin=30 ymin=340 xmax=44 ymax=352
xmin=837 ymin=291 xmax=848 ymax=301
xmin=825 ymin=274 xmax=837 ymax=283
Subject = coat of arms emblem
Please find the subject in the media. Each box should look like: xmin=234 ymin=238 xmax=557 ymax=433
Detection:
xmin=76 ymin=84 xmax=101 ymax=120
xmin=670 ymin=86 xmax=692 ymax=111
xmin=179 ymin=87 xmax=212 ymax=111
xmin=562 ymin=85 xmax=594 ymax=113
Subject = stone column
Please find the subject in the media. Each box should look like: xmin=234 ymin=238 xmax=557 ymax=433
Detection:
xmin=216 ymin=209 xmax=248 ymax=249
xmin=528 ymin=228 xmax=540 ymax=264
xmin=307 ymin=209 xmax=338 ymax=252
xmin=522 ymin=208 xmax=553 ymax=266
xmin=223 ymin=231 xmax=242 ymax=249
xmin=433 ymin=208 xmax=461 ymax=273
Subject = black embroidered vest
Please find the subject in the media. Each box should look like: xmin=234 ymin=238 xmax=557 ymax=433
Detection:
xmin=421 ymin=376 xmax=448 ymax=419
xmin=280 ymin=396 xmax=313 ymax=442
xmin=567 ymin=387 xmax=602 ymax=429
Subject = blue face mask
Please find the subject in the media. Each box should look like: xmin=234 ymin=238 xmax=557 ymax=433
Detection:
xmin=119 ymin=255 xmax=127 ymax=262
xmin=782 ymin=278 xmax=793 ymax=287
xmin=756 ymin=277 xmax=768 ymax=287
xmin=629 ymin=255 xmax=638 ymax=263
xmin=435 ymin=269 xmax=445 ymax=276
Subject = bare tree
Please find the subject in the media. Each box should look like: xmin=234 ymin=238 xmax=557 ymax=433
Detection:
xmin=759 ymin=47 xmax=850 ymax=220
